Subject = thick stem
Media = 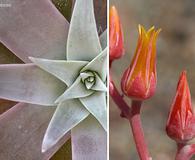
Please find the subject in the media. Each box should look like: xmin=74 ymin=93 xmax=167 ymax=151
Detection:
xmin=129 ymin=100 xmax=151 ymax=160
xmin=109 ymin=76 xmax=151 ymax=160
xmin=175 ymin=143 xmax=195 ymax=160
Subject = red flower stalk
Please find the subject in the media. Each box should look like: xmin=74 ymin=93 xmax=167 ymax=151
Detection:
xmin=109 ymin=6 xmax=124 ymax=62
xmin=166 ymin=71 xmax=195 ymax=143
xmin=121 ymin=25 xmax=161 ymax=100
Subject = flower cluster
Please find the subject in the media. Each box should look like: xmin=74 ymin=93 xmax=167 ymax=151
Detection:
xmin=109 ymin=5 xmax=195 ymax=159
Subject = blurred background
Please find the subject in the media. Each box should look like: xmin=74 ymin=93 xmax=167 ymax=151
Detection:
xmin=109 ymin=0 xmax=195 ymax=159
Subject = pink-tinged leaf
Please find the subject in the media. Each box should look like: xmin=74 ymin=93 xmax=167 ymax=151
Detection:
xmin=0 ymin=0 xmax=69 ymax=62
xmin=0 ymin=103 xmax=70 ymax=160
xmin=67 ymin=0 xmax=102 ymax=61
xmin=0 ymin=64 xmax=66 ymax=106
xmin=71 ymin=115 xmax=107 ymax=160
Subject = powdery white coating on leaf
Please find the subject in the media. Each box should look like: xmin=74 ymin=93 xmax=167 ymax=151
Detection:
xmin=0 ymin=0 xmax=107 ymax=158
xmin=0 ymin=0 xmax=71 ymax=158
xmin=29 ymin=57 xmax=88 ymax=86
xmin=90 ymin=73 xmax=107 ymax=92
xmin=80 ymin=92 xmax=107 ymax=131
xmin=0 ymin=0 xmax=69 ymax=62
xmin=0 ymin=64 xmax=66 ymax=106
xmin=81 ymin=48 xmax=107 ymax=81
xmin=55 ymin=77 xmax=94 ymax=103
xmin=67 ymin=0 xmax=102 ymax=61
xmin=71 ymin=115 xmax=107 ymax=160
xmin=42 ymin=99 xmax=89 ymax=152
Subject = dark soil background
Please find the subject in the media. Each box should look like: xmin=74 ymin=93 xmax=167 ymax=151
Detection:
xmin=109 ymin=0 xmax=195 ymax=159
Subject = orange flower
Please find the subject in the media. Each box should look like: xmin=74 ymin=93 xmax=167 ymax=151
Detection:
xmin=166 ymin=71 xmax=195 ymax=142
xmin=121 ymin=25 xmax=161 ymax=100
xmin=109 ymin=6 xmax=124 ymax=62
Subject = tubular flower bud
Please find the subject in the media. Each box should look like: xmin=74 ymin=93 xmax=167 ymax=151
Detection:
xmin=166 ymin=71 xmax=195 ymax=143
xmin=121 ymin=25 xmax=161 ymax=100
xmin=109 ymin=6 xmax=124 ymax=62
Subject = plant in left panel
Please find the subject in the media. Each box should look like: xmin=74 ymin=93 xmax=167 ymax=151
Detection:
xmin=0 ymin=0 xmax=107 ymax=159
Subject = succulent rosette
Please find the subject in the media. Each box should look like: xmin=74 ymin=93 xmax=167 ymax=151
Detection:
xmin=0 ymin=0 xmax=107 ymax=159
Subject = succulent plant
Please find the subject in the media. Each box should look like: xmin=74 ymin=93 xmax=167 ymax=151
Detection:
xmin=0 ymin=0 xmax=107 ymax=159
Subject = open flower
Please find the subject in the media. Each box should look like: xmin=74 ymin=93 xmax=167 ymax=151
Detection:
xmin=166 ymin=71 xmax=195 ymax=143
xmin=121 ymin=25 xmax=160 ymax=100
xmin=0 ymin=0 xmax=107 ymax=159
xmin=109 ymin=6 xmax=124 ymax=62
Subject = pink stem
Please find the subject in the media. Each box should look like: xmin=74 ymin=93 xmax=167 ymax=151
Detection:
xmin=109 ymin=78 xmax=151 ymax=160
xmin=129 ymin=100 xmax=151 ymax=160
xmin=109 ymin=77 xmax=130 ymax=118
xmin=175 ymin=143 xmax=195 ymax=160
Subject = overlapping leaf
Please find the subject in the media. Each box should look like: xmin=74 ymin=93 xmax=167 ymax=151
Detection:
xmin=0 ymin=0 xmax=107 ymax=159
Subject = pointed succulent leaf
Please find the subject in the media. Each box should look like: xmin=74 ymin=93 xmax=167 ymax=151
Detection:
xmin=29 ymin=57 xmax=88 ymax=86
xmin=0 ymin=103 xmax=70 ymax=160
xmin=0 ymin=64 xmax=66 ymax=106
xmin=0 ymin=0 xmax=69 ymax=62
xmin=55 ymin=77 xmax=94 ymax=103
xmin=42 ymin=99 xmax=89 ymax=152
xmin=80 ymin=92 xmax=107 ymax=131
xmin=81 ymin=48 xmax=107 ymax=81
xmin=100 ymin=30 xmax=107 ymax=50
xmin=80 ymin=72 xmax=94 ymax=81
xmin=71 ymin=115 xmax=107 ymax=160
xmin=91 ymin=73 xmax=107 ymax=92
xmin=67 ymin=0 xmax=102 ymax=61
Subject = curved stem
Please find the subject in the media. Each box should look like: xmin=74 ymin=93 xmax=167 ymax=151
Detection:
xmin=109 ymin=75 xmax=151 ymax=160
xmin=175 ymin=143 xmax=195 ymax=160
xmin=109 ymin=76 xmax=130 ymax=118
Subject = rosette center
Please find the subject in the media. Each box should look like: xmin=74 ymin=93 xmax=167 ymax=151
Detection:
xmin=80 ymin=70 xmax=96 ymax=90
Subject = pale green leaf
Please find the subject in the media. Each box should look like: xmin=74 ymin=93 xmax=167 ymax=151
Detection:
xmin=29 ymin=57 xmax=88 ymax=86
xmin=42 ymin=99 xmax=89 ymax=152
xmin=67 ymin=0 xmax=102 ymax=61
xmin=91 ymin=73 xmax=107 ymax=92
xmin=80 ymin=92 xmax=107 ymax=131
xmin=81 ymin=48 xmax=107 ymax=81
xmin=55 ymin=77 xmax=93 ymax=103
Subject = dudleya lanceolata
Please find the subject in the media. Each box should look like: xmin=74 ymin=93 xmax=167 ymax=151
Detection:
xmin=0 ymin=0 xmax=107 ymax=159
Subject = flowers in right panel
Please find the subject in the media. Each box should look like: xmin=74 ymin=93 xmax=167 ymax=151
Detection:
xmin=109 ymin=1 xmax=195 ymax=160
